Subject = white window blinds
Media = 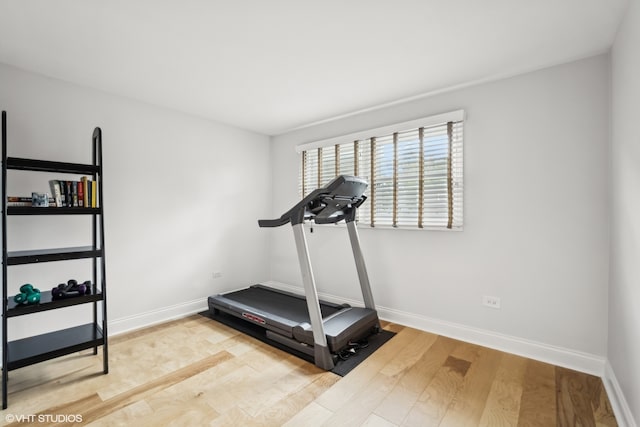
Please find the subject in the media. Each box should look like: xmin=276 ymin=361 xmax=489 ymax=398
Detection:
xmin=298 ymin=111 xmax=464 ymax=230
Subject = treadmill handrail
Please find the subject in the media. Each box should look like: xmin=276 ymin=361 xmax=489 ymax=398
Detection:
xmin=257 ymin=217 xmax=290 ymax=228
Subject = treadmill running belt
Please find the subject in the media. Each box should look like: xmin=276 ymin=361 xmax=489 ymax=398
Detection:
xmin=220 ymin=286 xmax=341 ymax=324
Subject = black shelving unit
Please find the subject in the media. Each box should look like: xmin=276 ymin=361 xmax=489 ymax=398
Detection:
xmin=1 ymin=111 xmax=108 ymax=408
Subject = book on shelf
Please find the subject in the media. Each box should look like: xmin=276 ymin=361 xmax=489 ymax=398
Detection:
xmin=49 ymin=180 xmax=62 ymax=207
xmin=71 ymin=181 xmax=78 ymax=207
xmin=81 ymin=176 xmax=89 ymax=207
xmin=6 ymin=196 xmax=32 ymax=207
xmin=77 ymin=179 xmax=84 ymax=207
xmin=57 ymin=180 xmax=66 ymax=207
xmin=7 ymin=196 xmax=33 ymax=202
xmin=91 ymin=180 xmax=97 ymax=208
xmin=65 ymin=181 xmax=72 ymax=207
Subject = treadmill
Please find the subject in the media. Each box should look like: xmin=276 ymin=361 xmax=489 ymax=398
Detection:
xmin=208 ymin=175 xmax=380 ymax=370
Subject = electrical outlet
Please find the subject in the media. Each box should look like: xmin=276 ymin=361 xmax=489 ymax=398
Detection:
xmin=482 ymin=295 xmax=501 ymax=309
xmin=213 ymin=271 xmax=223 ymax=279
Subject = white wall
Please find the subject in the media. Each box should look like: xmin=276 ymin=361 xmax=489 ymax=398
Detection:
xmin=270 ymin=55 xmax=610 ymax=361
xmin=0 ymin=63 xmax=271 ymax=339
xmin=610 ymin=0 xmax=640 ymax=424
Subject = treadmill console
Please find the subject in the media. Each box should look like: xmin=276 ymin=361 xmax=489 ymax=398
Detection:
xmin=259 ymin=175 xmax=368 ymax=227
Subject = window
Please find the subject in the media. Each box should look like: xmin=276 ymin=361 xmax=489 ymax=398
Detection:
xmin=298 ymin=110 xmax=464 ymax=230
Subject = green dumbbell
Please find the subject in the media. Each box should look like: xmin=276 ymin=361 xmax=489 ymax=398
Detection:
xmin=13 ymin=283 xmax=41 ymax=305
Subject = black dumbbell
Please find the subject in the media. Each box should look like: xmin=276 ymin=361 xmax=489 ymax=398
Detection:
xmin=52 ymin=279 xmax=92 ymax=299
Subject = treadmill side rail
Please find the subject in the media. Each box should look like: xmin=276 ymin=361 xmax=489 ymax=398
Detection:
xmin=346 ymin=221 xmax=378 ymax=325
xmin=292 ymin=222 xmax=334 ymax=370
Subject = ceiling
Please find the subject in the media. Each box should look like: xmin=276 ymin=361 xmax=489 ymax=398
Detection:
xmin=0 ymin=1 xmax=629 ymax=135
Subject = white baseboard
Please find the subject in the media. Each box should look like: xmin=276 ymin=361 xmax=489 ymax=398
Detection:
xmin=108 ymin=298 xmax=208 ymax=337
xmin=604 ymin=361 xmax=638 ymax=427
xmin=264 ymin=280 xmax=606 ymax=376
xmin=379 ymin=305 xmax=607 ymax=376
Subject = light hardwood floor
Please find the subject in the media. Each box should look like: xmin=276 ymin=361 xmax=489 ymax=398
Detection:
xmin=1 ymin=315 xmax=617 ymax=426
